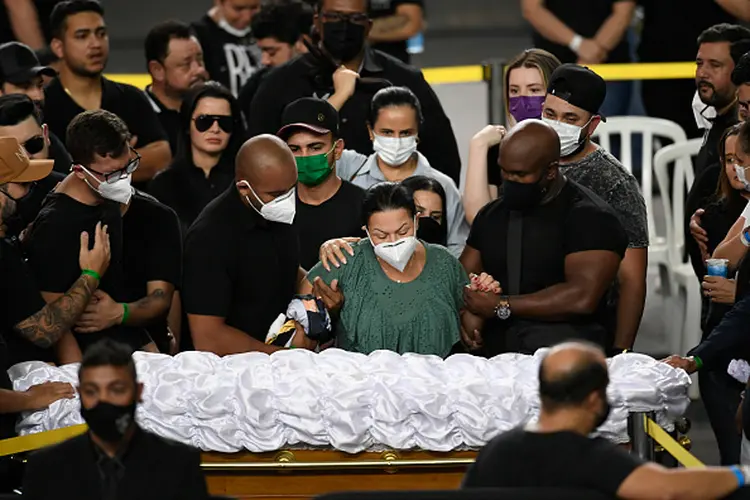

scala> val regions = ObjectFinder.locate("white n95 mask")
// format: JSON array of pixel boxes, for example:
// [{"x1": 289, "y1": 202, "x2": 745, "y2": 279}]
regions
[
  {"x1": 542, "y1": 117, "x2": 590, "y2": 157},
  {"x1": 239, "y1": 180, "x2": 296, "y2": 225},
  {"x1": 367, "y1": 232, "x2": 418, "y2": 272},
  {"x1": 81, "y1": 166, "x2": 133, "y2": 205},
  {"x1": 373, "y1": 135, "x2": 418, "y2": 166},
  {"x1": 735, "y1": 164, "x2": 750, "y2": 191}
]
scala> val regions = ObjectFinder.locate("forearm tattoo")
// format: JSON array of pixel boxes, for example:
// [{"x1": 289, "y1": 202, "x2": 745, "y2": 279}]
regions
[{"x1": 14, "y1": 274, "x2": 97, "y2": 348}]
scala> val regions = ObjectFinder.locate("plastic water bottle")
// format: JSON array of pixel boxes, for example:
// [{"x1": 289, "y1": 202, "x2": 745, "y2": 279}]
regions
[{"x1": 407, "y1": 33, "x2": 424, "y2": 55}]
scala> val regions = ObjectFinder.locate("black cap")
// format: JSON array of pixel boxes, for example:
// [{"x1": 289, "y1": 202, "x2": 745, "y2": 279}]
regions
[
  {"x1": 277, "y1": 97, "x2": 340, "y2": 139},
  {"x1": 547, "y1": 64, "x2": 607, "y2": 121},
  {"x1": 0, "y1": 42, "x2": 57, "y2": 85}
]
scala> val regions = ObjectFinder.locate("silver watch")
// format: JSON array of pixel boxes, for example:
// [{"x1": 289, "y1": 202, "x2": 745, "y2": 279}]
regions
[{"x1": 494, "y1": 296, "x2": 511, "y2": 320}]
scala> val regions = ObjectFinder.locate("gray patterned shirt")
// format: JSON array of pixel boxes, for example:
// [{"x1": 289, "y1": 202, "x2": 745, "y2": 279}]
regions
[{"x1": 559, "y1": 148, "x2": 649, "y2": 248}]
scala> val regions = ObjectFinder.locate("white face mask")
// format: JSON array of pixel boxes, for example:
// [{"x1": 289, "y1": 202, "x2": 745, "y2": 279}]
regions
[
  {"x1": 692, "y1": 90, "x2": 716, "y2": 130},
  {"x1": 735, "y1": 164, "x2": 750, "y2": 191},
  {"x1": 239, "y1": 180, "x2": 296, "y2": 224},
  {"x1": 217, "y1": 17, "x2": 251, "y2": 38},
  {"x1": 373, "y1": 135, "x2": 418, "y2": 167},
  {"x1": 542, "y1": 117, "x2": 590, "y2": 157},
  {"x1": 367, "y1": 223, "x2": 418, "y2": 272},
  {"x1": 80, "y1": 166, "x2": 133, "y2": 205}
]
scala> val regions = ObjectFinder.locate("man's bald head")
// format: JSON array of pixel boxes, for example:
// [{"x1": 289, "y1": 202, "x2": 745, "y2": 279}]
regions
[
  {"x1": 499, "y1": 119, "x2": 560, "y2": 180},
  {"x1": 235, "y1": 134, "x2": 298, "y2": 207},
  {"x1": 538, "y1": 342, "x2": 609, "y2": 413}
]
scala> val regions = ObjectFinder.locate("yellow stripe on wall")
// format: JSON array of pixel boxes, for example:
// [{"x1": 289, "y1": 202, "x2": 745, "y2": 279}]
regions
[{"x1": 104, "y1": 61, "x2": 695, "y2": 89}]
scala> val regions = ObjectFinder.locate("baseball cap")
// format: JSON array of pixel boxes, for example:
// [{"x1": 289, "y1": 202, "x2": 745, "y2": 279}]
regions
[
  {"x1": 0, "y1": 42, "x2": 57, "y2": 85},
  {"x1": 277, "y1": 97, "x2": 340, "y2": 139},
  {"x1": 547, "y1": 64, "x2": 607, "y2": 121},
  {"x1": 0, "y1": 136, "x2": 54, "y2": 184}
]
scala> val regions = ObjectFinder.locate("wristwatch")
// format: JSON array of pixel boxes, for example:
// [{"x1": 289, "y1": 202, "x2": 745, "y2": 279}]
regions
[{"x1": 494, "y1": 296, "x2": 511, "y2": 320}]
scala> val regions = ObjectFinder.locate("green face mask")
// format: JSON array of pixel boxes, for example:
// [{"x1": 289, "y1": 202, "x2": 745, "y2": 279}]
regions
[{"x1": 295, "y1": 143, "x2": 337, "y2": 186}]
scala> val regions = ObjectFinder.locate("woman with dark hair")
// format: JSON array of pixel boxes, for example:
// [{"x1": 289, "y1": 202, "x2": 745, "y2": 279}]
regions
[
  {"x1": 401, "y1": 175, "x2": 448, "y2": 247},
  {"x1": 301, "y1": 182, "x2": 470, "y2": 356},
  {"x1": 335, "y1": 86, "x2": 469, "y2": 258},
  {"x1": 148, "y1": 81, "x2": 244, "y2": 230}
]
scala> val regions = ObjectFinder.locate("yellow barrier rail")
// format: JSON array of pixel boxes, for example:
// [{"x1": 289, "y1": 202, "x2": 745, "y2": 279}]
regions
[
  {"x1": 104, "y1": 61, "x2": 695, "y2": 89},
  {"x1": 645, "y1": 416, "x2": 704, "y2": 468},
  {"x1": 0, "y1": 423, "x2": 87, "y2": 457}
]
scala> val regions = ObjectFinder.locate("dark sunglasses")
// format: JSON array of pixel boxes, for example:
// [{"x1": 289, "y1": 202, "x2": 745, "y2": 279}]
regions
[
  {"x1": 85, "y1": 148, "x2": 141, "y2": 184},
  {"x1": 23, "y1": 136, "x2": 45, "y2": 155},
  {"x1": 193, "y1": 114, "x2": 234, "y2": 134}
]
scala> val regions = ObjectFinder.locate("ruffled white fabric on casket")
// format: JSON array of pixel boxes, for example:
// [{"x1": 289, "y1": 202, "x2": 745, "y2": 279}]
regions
[{"x1": 8, "y1": 349, "x2": 691, "y2": 453}]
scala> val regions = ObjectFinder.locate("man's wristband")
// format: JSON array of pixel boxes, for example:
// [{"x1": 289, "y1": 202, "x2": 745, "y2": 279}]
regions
[
  {"x1": 731, "y1": 465, "x2": 746, "y2": 487},
  {"x1": 120, "y1": 303, "x2": 129, "y2": 325},
  {"x1": 568, "y1": 34, "x2": 583, "y2": 53},
  {"x1": 81, "y1": 269, "x2": 101, "y2": 281},
  {"x1": 692, "y1": 356, "x2": 704, "y2": 371}
]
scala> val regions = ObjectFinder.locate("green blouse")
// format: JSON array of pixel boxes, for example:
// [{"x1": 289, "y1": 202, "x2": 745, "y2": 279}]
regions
[{"x1": 307, "y1": 240, "x2": 469, "y2": 357}]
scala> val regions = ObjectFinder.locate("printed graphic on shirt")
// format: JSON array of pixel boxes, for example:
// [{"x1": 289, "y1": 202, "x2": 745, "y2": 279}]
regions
[{"x1": 223, "y1": 44, "x2": 258, "y2": 96}]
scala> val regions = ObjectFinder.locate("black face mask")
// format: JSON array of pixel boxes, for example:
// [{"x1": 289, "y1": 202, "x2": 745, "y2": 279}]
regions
[
  {"x1": 417, "y1": 216, "x2": 446, "y2": 246},
  {"x1": 81, "y1": 401, "x2": 137, "y2": 443},
  {"x1": 322, "y1": 21, "x2": 366, "y2": 63},
  {"x1": 502, "y1": 177, "x2": 547, "y2": 211},
  {"x1": 3, "y1": 184, "x2": 38, "y2": 237},
  {"x1": 594, "y1": 391, "x2": 611, "y2": 430}
]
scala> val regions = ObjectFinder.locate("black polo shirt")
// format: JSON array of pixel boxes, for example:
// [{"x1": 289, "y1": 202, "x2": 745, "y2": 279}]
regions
[
  {"x1": 182, "y1": 186, "x2": 300, "y2": 343},
  {"x1": 148, "y1": 155, "x2": 235, "y2": 232},
  {"x1": 467, "y1": 179, "x2": 627, "y2": 354},
  {"x1": 190, "y1": 14, "x2": 260, "y2": 97},
  {"x1": 369, "y1": 0, "x2": 424, "y2": 63},
  {"x1": 49, "y1": 131, "x2": 73, "y2": 175},
  {"x1": 24, "y1": 192, "x2": 152, "y2": 353},
  {"x1": 43, "y1": 77, "x2": 168, "y2": 152},
  {"x1": 295, "y1": 181, "x2": 366, "y2": 270},
  {"x1": 532, "y1": 0, "x2": 633, "y2": 64},
  {"x1": 0, "y1": 237, "x2": 53, "y2": 366},
  {"x1": 246, "y1": 48, "x2": 462, "y2": 185},
  {"x1": 122, "y1": 191, "x2": 183, "y2": 347},
  {"x1": 144, "y1": 86, "x2": 183, "y2": 156}
]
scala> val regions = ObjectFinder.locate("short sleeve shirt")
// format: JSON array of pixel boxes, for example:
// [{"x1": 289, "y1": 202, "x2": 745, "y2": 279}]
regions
[
  {"x1": 368, "y1": 0, "x2": 424, "y2": 62},
  {"x1": 294, "y1": 181, "x2": 366, "y2": 270},
  {"x1": 462, "y1": 427, "x2": 643, "y2": 496},
  {"x1": 0, "y1": 237, "x2": 54, "y2": 365},
  {"x1": 182, "y1": 187, "x2": 299, "y2": 342},
  {"x1": 43, "y1": 77, "x2": 167, "y2": 152},
  {"x1": 23, "y1": 193, "x2": 151, "y2": 352},
  {"x1": 559, "y1": 149, "x2": 649, "y2": 248}
]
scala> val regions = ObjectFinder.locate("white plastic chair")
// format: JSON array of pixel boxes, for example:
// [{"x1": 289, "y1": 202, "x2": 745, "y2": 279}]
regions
[
  {"x1": 592, "y1": 117, "x2": 689, "y2": 295},
  {"x1": 653, "y1": 139, "x2": 703, "y2": 397}
]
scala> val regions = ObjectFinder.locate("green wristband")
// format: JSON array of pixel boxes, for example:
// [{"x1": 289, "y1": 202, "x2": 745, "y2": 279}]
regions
[
  {"x1": 81, "y1": 269, "x2": 101, "y2": 281},
  {"x1": 693, "y1": 356, "x2": 703, "y2": 371},
  {"x1": 120, "y1": 303, "x2": 129, "y2": 325}
]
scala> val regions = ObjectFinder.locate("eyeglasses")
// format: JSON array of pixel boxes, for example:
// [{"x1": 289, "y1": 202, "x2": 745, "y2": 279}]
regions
[
  {"x1": 193, "y1": 114, "x2": 234, "y2": 134},
  {"x1": 320, "y1": 11, "x2": 370, "y2": 25},
  {"x1": 22, "y1": 136, "x2": 45, "y2": 155},
  {"x1": 84, "y1": 148, "x2": 141, "y2": 184}
]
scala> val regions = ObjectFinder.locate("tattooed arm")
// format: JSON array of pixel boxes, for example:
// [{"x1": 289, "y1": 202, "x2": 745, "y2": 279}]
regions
[
  {"x1": 13, "y1": 274, "x2": 99, "y2": 348},
  {"x1": 369, "y1": 4, "x2": 423, "y2": 43},
  {"x1": 75, "y1": 281, "x2": 176, "y2": 332}
]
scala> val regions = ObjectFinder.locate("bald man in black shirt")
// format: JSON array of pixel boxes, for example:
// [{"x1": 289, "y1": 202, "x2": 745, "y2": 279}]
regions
[{"x1": 464, "y1": 341, "x2": 750, "y2": 499}]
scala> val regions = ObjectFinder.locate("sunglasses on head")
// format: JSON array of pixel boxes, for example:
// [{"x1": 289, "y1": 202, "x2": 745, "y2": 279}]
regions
[
  {"x1": 23, "y1": 136, "x2": 45, "y2": 156},
  {"x1": 193, "y1": 114, "x2": 234, "y2": 134}
]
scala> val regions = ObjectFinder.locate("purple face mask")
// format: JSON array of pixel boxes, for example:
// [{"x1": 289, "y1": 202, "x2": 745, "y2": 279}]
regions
[{"x1": 509, "y1": 95, "x2": 546, "y2": 123}]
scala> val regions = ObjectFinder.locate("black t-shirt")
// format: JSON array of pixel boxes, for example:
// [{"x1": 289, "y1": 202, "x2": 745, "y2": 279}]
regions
[
  {"x1": 148, "y1": 156, "x2": 235, "y2": 233},
  {"x1": 638, "y1": 0, "x2": 736, "y2": 62},
  {"x1": 24, "y1": 192, "x2": 151, "y2": 352},
  {"x1": 696, "y1": 109, "x2": 738, "y2": 179},
  {"x1": 144, "y1": 87, "x2": 183, "y2": 157},
  {"x1": 122, "y1": 191, "x2": 183, "y2": 345},
  {"x1": 10, "y1": 171, "x2": 64, "y2": 238},
  {"x1": 462, "y1": 427, "x2": 643, "y2": 496},
  {"x1": 247, "y1": 50, "x2": 461, "y2": 185},
  {"x1": 368, "y1": 0, "x2": 424, "y2": 63},
  {"x1": 43, "y1": 77, "x2": 168, "y2": 154},
  {"x1": 0, "y1": 237, "x2": 53, "y2": 366},
  {"x1": 0, "y1": 0, "x2": 62, "y2": 45},
  {"x1": 295, "y1": 181, "x2": 366, "y2": 270},
  {"x1": 49, "y1": 132, "x2": 73, "y2": 175},
  {"x1": 191, "y1": 14, "x2": 260, "y2": 97},
  {"x1": 182, "y1": 186, "x2": 300, "y2": 343},
  {"x1": 532, "y1": 0, "x2": 633, "y2": 64},
  {"x1": 467, "y1": 180, "x2": 627, "y2": 353},
  {"x1": 237, "y1": 66, "x2": 270, "y2": 129}
]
